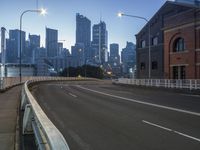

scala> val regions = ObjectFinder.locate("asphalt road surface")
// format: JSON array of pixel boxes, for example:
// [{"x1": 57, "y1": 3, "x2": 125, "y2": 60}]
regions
[{"x1": 32, "y1": 80, "x2": 200, "y2": 150}]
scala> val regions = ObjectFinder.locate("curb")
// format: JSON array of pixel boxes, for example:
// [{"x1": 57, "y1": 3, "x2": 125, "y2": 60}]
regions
[{"x1": 14, "y1": 87, "x2": 21, "y2": 150}]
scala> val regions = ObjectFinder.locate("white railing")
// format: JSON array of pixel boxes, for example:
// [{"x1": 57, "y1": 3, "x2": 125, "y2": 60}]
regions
[{"x1": 113, "y1": 78, "x2": 200, "y2": 90}]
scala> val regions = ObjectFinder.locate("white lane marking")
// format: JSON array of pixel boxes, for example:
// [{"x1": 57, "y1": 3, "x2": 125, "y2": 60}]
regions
[
  {"x1": 174, "y1": 131, "x2": 200, "y2": 142},
  {"x1": 69, "y1": 93, "x2": 77, "y2": 98},
  {"x1": 142, "y1": 120, "x2": 172, "y2": 132},
  {"x1": 142, "y1": 120, "x2": 200, "y2": 142},
  {"x1": 77, "y1": 85, "x2": 200, "y2": 117}
]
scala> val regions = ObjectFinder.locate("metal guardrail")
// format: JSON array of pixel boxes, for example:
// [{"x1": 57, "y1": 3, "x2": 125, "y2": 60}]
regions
[
  {"x1": 20, "y1": 76, "x2": 98, "y2": 149},
  {"x1": 113, "y1": 78, "x2": 200, "y2": 90},
  {"x1": 0, "y1": 76, "x2": 98, "y2": 149},
  {"x1": 21, "y1": 79, "x2": 70, "y2": 149}
]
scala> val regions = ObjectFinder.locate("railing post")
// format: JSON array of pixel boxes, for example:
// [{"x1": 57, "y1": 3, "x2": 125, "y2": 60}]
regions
[
  {"x1": 189, "y1": 80, "x2": 192, "y2": 90},
  {"x1": 23, "y1": 104, "x2": 33, "y2": 134}
]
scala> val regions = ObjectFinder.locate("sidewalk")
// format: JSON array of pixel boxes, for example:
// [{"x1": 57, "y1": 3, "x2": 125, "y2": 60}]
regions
[{"x1": 0, "y1": 86, "x2": 21, "y2": 150}]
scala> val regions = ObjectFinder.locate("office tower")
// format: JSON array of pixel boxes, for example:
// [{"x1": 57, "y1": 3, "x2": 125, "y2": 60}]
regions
[
  {"x1": 121, "y1": 42, "x2": 136, "y2": 75},
  {"x1": 76, "y1": 13, "x2": 91, "y2": 47},
  {"x1": 71, "y1": 43, "x2": 84, "y2": 67},
  {"x1": 29, "y1": 34, "x2": 40, "y2": 48},
  {"x1": 6, "y1": 29, "x2": 25, "y2": 63},
  {"x1": 92, "y1": 21, "x2": 108, "y2": 64},
  {"x1": 1, "y1": 27, "x2": 6, "y2": 64},
  {"x1": 46, "y1": 27, "x2": 58, "y2": 57},
  {"x1": 58, "y1": 42, "x2": 63, "y2": 57},
  {"x1": 109, "y1": 43, "x2": 120, "y2": 66}
]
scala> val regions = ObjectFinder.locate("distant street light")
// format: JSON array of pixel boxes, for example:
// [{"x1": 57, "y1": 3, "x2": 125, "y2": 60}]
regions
[
  {"x1": 118, "y1": 12, "x2": 151, "y2": 79},
  {"x1": 19, "y1": 8, "x2": 47, "y2": 83}
]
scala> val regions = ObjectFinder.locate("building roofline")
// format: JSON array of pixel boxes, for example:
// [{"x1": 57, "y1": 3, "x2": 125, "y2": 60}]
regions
[{"x1": 135, "y1": 1, "x2": 199, "y2": 37}]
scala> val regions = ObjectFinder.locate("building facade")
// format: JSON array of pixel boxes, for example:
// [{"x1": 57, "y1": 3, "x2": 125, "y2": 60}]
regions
[
  {"x1": 121, "y1": 42, "x2": 136, "y2": 76},
  {"x1": 76, "y1": 13, "x2": 91, "y2": 47},
  {"x1": 6, "y1": 29, "x2": 25, "y2": 63},
  {"x1": 164, "y1": 6, "x2": 200, "y2": 79},
  {"x1": 92, "y1": 21, "x2": 108, "y2": 64},
  {"x1": 136, "y1": 1, "x2": 193, "y2": 79},
  {"x1": 46, "y1": 27, "x2": 58, "y2": 57},
  {"x1": 109, "y1": 43, "x2": 121, "y2": 77}
]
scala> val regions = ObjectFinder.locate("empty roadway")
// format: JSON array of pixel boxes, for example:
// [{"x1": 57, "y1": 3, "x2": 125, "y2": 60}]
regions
[{"x1": 31, "y1": 81, "x2": 200, "y2": 150}]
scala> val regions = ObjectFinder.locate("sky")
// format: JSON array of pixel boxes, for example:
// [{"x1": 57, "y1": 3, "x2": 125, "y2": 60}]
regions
[{"x1": 0, "y1": 0, "x2": 169, "y2": 52}]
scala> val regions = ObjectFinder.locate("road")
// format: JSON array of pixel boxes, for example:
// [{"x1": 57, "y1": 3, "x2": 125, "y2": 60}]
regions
[{"x1": 32, "y1": 80, "x2": 200, "y2": 150}]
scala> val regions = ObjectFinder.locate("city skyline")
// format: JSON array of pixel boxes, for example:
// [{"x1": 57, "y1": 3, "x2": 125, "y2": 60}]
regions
[{"x1": 1, "y1": 0, "x2": 167, "y2": 52}]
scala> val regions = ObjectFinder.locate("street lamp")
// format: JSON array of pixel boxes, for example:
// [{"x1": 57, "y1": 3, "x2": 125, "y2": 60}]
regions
[
  {"x1": 19, "y1": 8, "x2": 47, "y2": 83},
  {"x1": 118, "y1": 12, "x2": 151, "y2": 79}
]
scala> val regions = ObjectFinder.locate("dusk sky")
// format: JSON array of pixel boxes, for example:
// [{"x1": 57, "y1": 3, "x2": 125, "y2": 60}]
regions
[{"x1": 1, "y1": 0, "x2": 169, "y2": 52}]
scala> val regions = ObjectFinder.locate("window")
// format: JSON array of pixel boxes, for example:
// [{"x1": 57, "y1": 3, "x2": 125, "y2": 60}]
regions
[
  {"x1": 152, "y1": 37, "x2": 158, "y2": 46},
  {"x1": 152, "y1": 61, "x2": 158, "y2": 70},
  {"x1": 140, "y1": 62, "x2": 145, "y2": 70},
  {"x1": 173, "y1": 66, "x2": 186, "y2": 79},
  {"x1": 141, "y1": 40, "x2": 146, "y2": 48},
  {"x1": 173, "y1": 38, "x2": 185, "y2": 52}
]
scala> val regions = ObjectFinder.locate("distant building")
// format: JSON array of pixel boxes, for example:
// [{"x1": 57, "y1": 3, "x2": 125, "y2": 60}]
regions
[
  {"x1": 164, "y1": 4, "x2": 200, "y2": 79},
  {"x1": 6, "y1": 29, "x2": 25, "y2": 63},
  {"x1": 109, "y1": 43, "x2": 121, "y2": 77},
  {"x1": 1, "y1": 27, "x2": 6, "y2": 65},
  {"x1": 76, "y1": 13, "x2": 91, "y2": 63},
  {"x1": 57, "y1": 42, "x2": 64, "y2": 57},
  {"x1": 71, "y1": 43, "x2": 85, "y2": 67},
  {"x1": 46, "y1": 27, "x2": 58, "y2": 57},
  {"x1": 110, "y1": 43, "x2": 120, "y2": 66},
  {"x1": 92, "y1": 21, "x2": 108, "y2": 64},
  {"x1": 26, "y1": 34, "x2": 40, "y2": 63},
  {"x1": 33, "y1": 47, "x2": 50, "y2": 76},
  {"x1": 76, "y1": 13, "x2": 91, "y2": 47},
  {"x1": 121, "y1": 42, "x2": 136, "y2": 76}
]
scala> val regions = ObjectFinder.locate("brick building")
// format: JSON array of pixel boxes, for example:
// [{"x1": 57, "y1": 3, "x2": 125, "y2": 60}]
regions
[
  {"x1": 136, "y1": 1, "x2": 199, "y2": 79},
  {"x1": 164, "y1": 6, "x2": 200, "y2": 79}
]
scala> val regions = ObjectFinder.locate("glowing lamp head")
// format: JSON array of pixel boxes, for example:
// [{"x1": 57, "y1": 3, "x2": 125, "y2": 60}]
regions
[
  {"x1": 117, "y1": 12, "x2": 123, "y2": 18},
  {"x1": 40, "y1": 8, "x2": 47, "y2": 16}
]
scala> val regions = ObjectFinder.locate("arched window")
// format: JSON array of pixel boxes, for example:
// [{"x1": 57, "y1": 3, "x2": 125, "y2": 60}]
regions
[{"x1": 173, "y1": 37, "x2": 185, "y2": 52}]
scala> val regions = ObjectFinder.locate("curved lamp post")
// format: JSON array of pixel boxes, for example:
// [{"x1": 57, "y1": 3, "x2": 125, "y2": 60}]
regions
[
  {"x1": 118, "y1": 12, "x2": 151, "y2": 79},
  {"x1": 19, "y1": 8, "x2": 47, "y2": 83}
]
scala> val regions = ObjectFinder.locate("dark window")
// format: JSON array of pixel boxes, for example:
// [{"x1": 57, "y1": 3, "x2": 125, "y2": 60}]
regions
[
  {"x1": 140, "y1": 62, "x2": 145, "y2": 70},
  {"x1": 173, "y1": 66, "x2": 186, "y2": 79},
  {"x1": 173, "y1": 38, "x2": 185, "y2": 52},
  {"x1": 152, "y1": 61, "x2": 158, "y2": 70},
  {"x1": 152, "y1": 37, "x2": 158, "y2": 46}
]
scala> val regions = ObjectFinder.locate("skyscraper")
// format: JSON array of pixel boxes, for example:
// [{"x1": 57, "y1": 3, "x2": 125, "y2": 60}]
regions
[
  {"x1": 121, "y1": 42, "x2": 136, "y2": 75},
  {"x1": 46, "y1": 27, "x2": 58, "y2": 57},
  {"x1": 26, "y1": 34, "x2": 40, "y2": 63},
  {"x1": 109, "y1": 43, "x2": 120, "y2": 67},
  {"x1": 6, "y1": 29, "x2": 25, "y2": 63},
  {"x1": 29, "y1": 34, "x2": 40, "y2": 48},
  {"x1": 76, "y1": 13, "x2": 91, "y2": 47},
  {"x1": 92, "y1": 21, "x2": 108, "y2": 64}
]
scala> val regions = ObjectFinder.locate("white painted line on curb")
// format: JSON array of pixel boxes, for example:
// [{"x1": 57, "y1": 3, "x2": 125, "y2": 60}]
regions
[
  {"x1": 69, "y1": 93, "x2": 77, "y2": 98},
  {"x1": 142, "y1": 120, "x2": 200, "y2": 142},
  {"x1": 77, "y1": 85, "x2": 200, "y2": 117}
]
